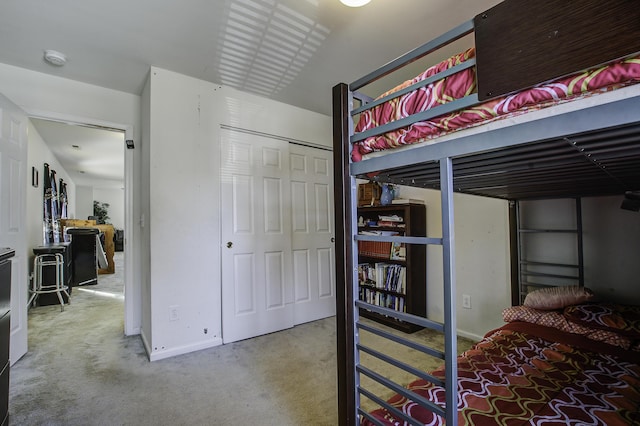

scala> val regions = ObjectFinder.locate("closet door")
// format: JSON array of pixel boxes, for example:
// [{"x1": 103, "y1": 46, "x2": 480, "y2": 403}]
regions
[
  {"x1": 290, "y1": 144, "x2": 335, "y2": 324},
  {"x1": 0, "y1": 94, "x2": 28, "y2": 364},
  {"x1": 220, "y1": 129, "x2": 293, "y2": 344}
]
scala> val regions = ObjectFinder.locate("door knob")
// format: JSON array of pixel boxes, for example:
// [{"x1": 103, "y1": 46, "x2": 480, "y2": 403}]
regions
[
  {"x1": 227, "y1": 241, "x2": 233, "y2": 248},
  {"x1": 331, "y1": 237, "x2": 335, "y2": 243}
]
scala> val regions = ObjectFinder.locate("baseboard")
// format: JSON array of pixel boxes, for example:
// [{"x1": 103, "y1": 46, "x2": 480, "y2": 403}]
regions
[
  {"x1": 148, "y1": 337, "x2": 223, "y2": 362},
  {"x1": 457, "y1": 329, "x2": 484, "y2": 343},
  {"x1": 125, "y1": 326, "x2": 141, "y2": 336}
]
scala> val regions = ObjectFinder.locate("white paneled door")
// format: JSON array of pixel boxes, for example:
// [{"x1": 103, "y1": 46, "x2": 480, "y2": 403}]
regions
[
  {"x1": 290, "y1": 144, "x2": 335, "y2": 324},
  {"x1": 0, "y1": 94, "x2": 28, "y2": 364},
  {"x1": 221, "y1": 129, "x2": 294, "y2": 344}
]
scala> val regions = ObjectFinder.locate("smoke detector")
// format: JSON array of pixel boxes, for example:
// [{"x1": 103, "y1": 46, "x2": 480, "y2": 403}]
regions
[{"x1": 44, "y1": 50, "x2": 67, "y2": 66}]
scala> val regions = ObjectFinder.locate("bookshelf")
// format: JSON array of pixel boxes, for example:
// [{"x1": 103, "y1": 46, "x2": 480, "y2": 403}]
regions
[{"x1": 357, "y1": 203, "x2": 426, "y2": 333}]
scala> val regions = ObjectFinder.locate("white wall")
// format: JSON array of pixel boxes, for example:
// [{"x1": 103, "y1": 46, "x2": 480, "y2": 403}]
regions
[
  {"x1": 583, "y1": 196, "x2": 640, "y2": 305},
  {"x1": 75, "y1": 186, "x2": 94, "y2": 221},
  {"x1": 26, "y1": 122, "x2": 77, "y2": 257},
  {"x1": 522, "y1": 197, "x2": 640, "y2": 305},
  {"x1": 146, "y1": 67, "x2": 332, "y2": 360},
  {"x1": 93, "y1": 188, "x2": 125, "y2": 229},
  {"x1": 383, "y1": 189, "x2": 640, "y2": 340},
  {"x1": 0, "y1": 62, "x2": 143, "y2": 336},
  {"x1": 391, "y1": 185, "x2": 511, "y2": 341}
]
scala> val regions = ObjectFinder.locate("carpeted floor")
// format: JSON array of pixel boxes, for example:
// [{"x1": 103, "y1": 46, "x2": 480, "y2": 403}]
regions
[
  {"x1": 10, "y1": 252, "x2": 342, "y2": 425},
  {"x1": 9, "y1": 252, "x2": 475, "y2": 425}
]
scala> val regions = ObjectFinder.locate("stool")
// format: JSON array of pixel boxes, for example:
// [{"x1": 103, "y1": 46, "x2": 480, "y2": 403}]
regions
[{"x1": 28, "y1": 253, "x2": 71, "y2": 311}]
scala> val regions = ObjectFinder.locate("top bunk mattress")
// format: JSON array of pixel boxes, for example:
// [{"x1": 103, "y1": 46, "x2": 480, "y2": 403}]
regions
[{"x1": 351, "y1": 49, "x2": 640, "y2": 162}]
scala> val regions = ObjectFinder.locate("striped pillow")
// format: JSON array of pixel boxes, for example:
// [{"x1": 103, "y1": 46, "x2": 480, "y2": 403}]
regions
[{"x1": 523, "y1": 286, "x2": 594, "y2": 310}]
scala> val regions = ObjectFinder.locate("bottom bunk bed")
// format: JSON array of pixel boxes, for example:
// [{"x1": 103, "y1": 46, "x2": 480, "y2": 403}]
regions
[{"x1": 361, "y1": 297, "x2": 640, "y2": 426}]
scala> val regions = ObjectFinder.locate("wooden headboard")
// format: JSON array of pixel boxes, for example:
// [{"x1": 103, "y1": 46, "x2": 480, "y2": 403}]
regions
[{"x1": 474, "y1": 0, "x2": 640, "y2": 101}]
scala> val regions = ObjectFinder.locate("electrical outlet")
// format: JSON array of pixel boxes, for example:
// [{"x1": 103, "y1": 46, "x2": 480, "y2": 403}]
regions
[
  {"x1": 169, "y1": 305, "x2": 179, "y2": 321},
  {"x1": 462, "y1": 294, "x2": 471, "y2": 309}
]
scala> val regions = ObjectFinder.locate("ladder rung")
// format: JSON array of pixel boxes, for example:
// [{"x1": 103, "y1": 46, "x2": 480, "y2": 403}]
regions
[
  {"x1": 518, "y1": 228, "x2": 578, "y2": 233},
  {"x1": 520, "y1": 271, "x2": 579, "y2": 280},
  {"x1": 520, "y1": 260, "x2": 579, "y2": 268},
  {"x1": 520, "y1": 282, "x2": 572, "y2": 289}
]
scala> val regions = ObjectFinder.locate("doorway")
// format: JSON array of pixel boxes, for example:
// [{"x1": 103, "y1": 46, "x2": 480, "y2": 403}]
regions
[{"x1": 25, "y1": 115, "x2": 136, "y2": 337}]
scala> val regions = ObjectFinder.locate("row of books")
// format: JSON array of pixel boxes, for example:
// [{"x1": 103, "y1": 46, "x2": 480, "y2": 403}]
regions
[
  {"x1": 358, "y1": 263, "x2": 406, "y2": 293},
  {"x1": 358, "y1": 240, "x2": 406, "y2": 261},
  {"x1": 359, "y1": 287, "x2": 406, "y2": 312},
  {"x1": 376, "y1": 220, "x2": 406, "y2": 228},
  {"x1": 358, "y1": 240, "x2": 392, "y2": 260}
]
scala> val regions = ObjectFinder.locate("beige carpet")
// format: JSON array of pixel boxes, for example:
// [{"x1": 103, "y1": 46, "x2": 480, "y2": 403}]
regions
[
  {"x1": 9, "y1": 252, "x2": 475, "y2": 425},
  {"x1": 10, "y1": 253, "x2": 336, "y2": 425}
]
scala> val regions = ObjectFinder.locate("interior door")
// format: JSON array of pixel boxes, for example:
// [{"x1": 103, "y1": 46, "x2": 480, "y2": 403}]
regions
[
  {"x1": 290, "y1": 144, "x2": 335, "y2": 324},
  {"x1": 0, "y1": 94, "x2": 28, "y2": 364},
  {"x1": 220, "y1": 129, "x2": 293, "y2": 343}
]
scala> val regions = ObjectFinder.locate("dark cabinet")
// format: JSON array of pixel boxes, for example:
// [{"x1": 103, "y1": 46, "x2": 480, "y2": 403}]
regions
[
  {"x1": 67, "y1": 228, "x2": 98, "y2": 286},
  {"x1": 357, "y1": 203, "x2": 426, "y2": 333},
  {"x1": 32, "y1": 242, "x2": 72, "y2": 305},
  {"x1": 0, "y1": 248, "x2": 14, "y2": 426}
]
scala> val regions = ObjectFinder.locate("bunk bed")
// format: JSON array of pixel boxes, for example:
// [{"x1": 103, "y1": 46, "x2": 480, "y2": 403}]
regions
[{"x1": 332, "y1": 0, "x2": 640, "y2": 425}]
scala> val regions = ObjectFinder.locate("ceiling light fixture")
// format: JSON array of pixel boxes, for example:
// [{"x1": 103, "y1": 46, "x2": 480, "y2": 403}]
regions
[
  {"x1": 339, "y1": 0, "x2": 371, "y2": 7},
  {"x1": 43, "y1": 49, "x2": 67, "y2": 66}
]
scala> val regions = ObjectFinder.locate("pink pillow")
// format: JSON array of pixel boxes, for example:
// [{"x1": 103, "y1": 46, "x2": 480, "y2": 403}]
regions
[{"x1": 523, "y1": 286, "x2": 594, "y2": 310}]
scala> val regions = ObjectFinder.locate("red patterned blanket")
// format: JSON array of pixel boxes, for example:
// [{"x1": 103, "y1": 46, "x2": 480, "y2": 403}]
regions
[
  {"x1": 352, "y1": 51, "x2": 640, "y2": 162},
  {"x1": 362, "y1": 322, "x2": 640, "y2": 425}
]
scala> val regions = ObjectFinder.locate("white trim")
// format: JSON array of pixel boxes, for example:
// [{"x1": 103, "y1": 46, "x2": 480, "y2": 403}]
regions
[
  {"x1": 456, "y1": 330, "x2": 484, "y2": 343},
  {"x1": 24, "y1": 109, "x2": 128, "y2": 133},
  {"x1": 123, "y1": 125, "x2": 137, "y2": 336},
  {"x1": 148, "y1": 338, "x2": 223, "y2": 362},
  {"x1": 22, "y1": 109, "x2": 140, "y2": 337},
  {"x1": 219, "y1": 124, "x2": 332, "y2": 151}
]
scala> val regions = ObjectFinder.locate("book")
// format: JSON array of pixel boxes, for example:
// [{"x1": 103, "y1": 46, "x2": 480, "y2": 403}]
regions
[
  {"x1": 390, "y1": 242, "x2": 406, "y2": 261},
  {"x1": 378, "y1": 214, "x2": 403, "y2": 222},
  {"x1": 391, "y1": 198, "x2": 425, "y2": 205}
]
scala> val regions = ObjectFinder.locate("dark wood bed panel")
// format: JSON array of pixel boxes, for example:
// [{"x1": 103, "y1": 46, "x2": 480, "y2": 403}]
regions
[{"x1": 475, "y1": 0, "x2": 640, "y2": 100}]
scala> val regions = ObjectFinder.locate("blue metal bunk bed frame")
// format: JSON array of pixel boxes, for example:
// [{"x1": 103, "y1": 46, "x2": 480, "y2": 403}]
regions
[{"x1": 332, "y1": 1, "x2": 640, "y2": 424}]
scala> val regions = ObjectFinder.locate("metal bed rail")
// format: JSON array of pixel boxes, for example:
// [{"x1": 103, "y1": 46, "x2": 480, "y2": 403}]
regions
[{"x1": 349, "y1": 19, "x2": 478, "y2": 145}]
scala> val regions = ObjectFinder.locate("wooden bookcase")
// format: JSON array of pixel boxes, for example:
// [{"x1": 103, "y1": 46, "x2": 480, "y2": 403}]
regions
[{"x1": 357, "y1": 203, "x2": 426, "y2": 333}]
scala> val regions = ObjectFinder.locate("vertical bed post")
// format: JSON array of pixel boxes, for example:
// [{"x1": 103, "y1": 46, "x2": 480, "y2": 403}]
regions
[
  {"x1": 440, "y1": 157, "x2": 458, "y2": 425},
  {"x1": 509, "y1": 201, "x2": 521, "y2": 306},
  {"x1": 575, "y1": 198, "x2": 585, "y2": 288},
  {"x1": 332, "y1": 83, "x2": 357, "y2": 425}
]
